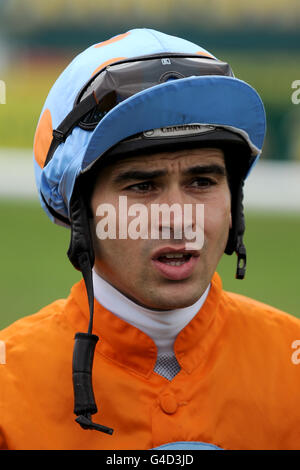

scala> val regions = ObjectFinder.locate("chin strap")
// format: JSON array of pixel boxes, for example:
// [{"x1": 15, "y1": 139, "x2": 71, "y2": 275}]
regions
[
  {"x1": 234, "y1": 180, "x2": 247, "y2": 280},
  {"x1": 225, "y1": 177, "x2": 247, "y2": 280},
  {"x1": 235, "y1": 236, "x2": 246, "y2": 280},
  {"x1": 67, "y1": 185, "x2": 114, "y2": 435}
]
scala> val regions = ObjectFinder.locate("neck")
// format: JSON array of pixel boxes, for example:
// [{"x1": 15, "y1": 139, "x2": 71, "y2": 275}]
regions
[{"x1": 92, "y1": 270, "x2": 210, "y2": 355}]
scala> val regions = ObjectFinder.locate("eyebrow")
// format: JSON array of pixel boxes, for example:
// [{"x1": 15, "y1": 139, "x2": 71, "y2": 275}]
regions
[
  {"x1": 183, "y1": 164, "x2": 226, "y2": 177},
  {"x1": 112, "y1": 169, "x2": 166, "y2": 184},
  {"x1": 112, "y1": 164, "x2": 226, "y2": 184}
]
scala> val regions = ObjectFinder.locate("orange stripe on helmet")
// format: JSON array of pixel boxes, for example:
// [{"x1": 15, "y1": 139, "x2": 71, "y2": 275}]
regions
[
  {"x1": 91, "y1": 57, "x2": 127, "y2": 77},
  {"x1": 94, "y1": 32, "x2": 130, "y2": 49},
  {"x1": 196, "y1": 50, "x2": 214, "y2": 58},
  {"x1": 34, "y1": 108, "x2": 53, "y2": 169}
]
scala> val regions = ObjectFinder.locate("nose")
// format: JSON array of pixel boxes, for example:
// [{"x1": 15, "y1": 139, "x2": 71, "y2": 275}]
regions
[
  {"x1": 150, "y1": 185, "x2": 197, "y2": 242},
  {"x1": 161, "y1": 182, "x2": 186, "y2": 207}
]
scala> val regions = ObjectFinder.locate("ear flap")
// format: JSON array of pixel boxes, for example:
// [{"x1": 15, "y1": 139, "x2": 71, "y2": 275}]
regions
[
  {"x1": 225, "y1": 179, "x2": 245, "y2": 255},
  {"x1": 67, "y1": 182, "x2": 95, "y2": 271}
]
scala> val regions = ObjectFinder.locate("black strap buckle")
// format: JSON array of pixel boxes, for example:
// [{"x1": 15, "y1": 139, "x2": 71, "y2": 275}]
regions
[
  {"x1": 236, "y1": 241, "x2": 247, "y2": 280},
  {"x1": 75, "y1": 414, "x2": 114, "y2": 435}
]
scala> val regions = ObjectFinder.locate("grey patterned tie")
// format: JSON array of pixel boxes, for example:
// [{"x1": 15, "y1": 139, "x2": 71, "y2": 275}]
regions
[{"x1": 154, "y1": 353, "x2": 181, "y2": 380}]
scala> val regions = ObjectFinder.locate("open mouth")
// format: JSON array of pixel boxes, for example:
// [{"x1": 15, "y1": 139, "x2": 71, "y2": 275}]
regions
[
  {"x1": 156, "y1": 253, "x2": 192, "y2": 266},
  {"x1": 151, "y1": 248, "x2": 200, "y2": 281}
]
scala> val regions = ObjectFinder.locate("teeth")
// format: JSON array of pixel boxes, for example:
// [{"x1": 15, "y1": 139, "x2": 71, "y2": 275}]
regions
[
  {"x1": 157, "y1": 252, "x2": 192, "y2": 266},
  {"x1": 164, "y1": 253, "x2": 185, "y2": 258},
  {"x1": 165, "y1": 260, "x2": 185, "y2": 266}
]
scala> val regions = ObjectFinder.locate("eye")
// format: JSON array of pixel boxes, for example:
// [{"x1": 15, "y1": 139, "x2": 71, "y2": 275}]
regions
[
  {"x1": 126, "y1": 181, "x2": 155, "y2": 192},
  {"x1": 189, "y1": 177, "x2": 216, "y2": 188}
]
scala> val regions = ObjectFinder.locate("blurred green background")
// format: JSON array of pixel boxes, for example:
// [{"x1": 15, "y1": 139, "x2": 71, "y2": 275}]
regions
[{"x1": 0, "y1": 0, "x2": 299, "y2": 329}]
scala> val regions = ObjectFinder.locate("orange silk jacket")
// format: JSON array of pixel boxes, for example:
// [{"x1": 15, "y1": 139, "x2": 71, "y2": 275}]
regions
[{"x1": 1, "y1": 272, "x2": 300, "y2": 450}]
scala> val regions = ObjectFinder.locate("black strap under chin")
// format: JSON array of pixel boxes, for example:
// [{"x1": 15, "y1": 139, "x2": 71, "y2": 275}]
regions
[
  {"x1": 68, "y1": 184, "x2": 114, "y2": 435},
  {"x1": 225, "y1": 178, "x2": 247, "y2": 279}
]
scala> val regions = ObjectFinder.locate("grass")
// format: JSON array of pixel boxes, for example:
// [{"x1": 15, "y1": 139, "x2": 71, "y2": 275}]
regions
[
  {"x1": 0, "y1": 199, "x2": 299, "y2": 330},
  {"x1": 214, "y1": 50, "x2": 300, "y2": 106},
  {"x1": 0, "y1": 199, "x2": 81, "y2": 329},
  {"x1": 218, "y1": 211, "x2": 300, "y2": 317},
  {"x1": 0, "y1": 60, "x2": 68, "y2": 148}
]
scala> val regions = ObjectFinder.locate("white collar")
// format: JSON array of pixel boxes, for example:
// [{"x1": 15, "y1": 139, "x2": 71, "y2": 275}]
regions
[{"x1": 92, "y1": 269, "x2": 210, "y2": 355}]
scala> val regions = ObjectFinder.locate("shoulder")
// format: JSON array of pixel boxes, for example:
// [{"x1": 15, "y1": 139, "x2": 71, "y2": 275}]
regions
[
  {"x1": 0, "y1": 281, "x2": 87, "y2": 375},
  {"x1": 0, "y1": 297, "x2": 68, "y2": 345},
  {"x1": 0, "y1": 280, "x2": 87, "y2": 344},
  {"x1": 0, "y1": 286, "x2": 85, "y2": 449},
  {"x1": 219, "y1": 288, "x2": 300, "y2": 352},
  {"x1": 223, "y1": 289, "x2": 300, "y2": 327},
  {"x1": 0, "y1": 299, "x2": 71, "y2": 384}
]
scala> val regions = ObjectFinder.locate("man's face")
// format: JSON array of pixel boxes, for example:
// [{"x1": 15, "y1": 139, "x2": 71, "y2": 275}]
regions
[{"x1": 91, "y1": 147, "x2": 231, "y2": 310}]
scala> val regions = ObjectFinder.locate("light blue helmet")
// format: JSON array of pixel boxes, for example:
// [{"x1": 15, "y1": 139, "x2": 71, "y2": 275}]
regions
[{"x1": 34, "y1": 28, "x2": 265, "y2": 227}]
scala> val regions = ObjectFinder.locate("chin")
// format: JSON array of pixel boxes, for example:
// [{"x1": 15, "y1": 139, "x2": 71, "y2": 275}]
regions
[
  {"x1": 146, "y1": 285, "x2": 204, "y2": 311},
  {"x1": 151, "y1": 298, "x2": 200, "y2": 311}
]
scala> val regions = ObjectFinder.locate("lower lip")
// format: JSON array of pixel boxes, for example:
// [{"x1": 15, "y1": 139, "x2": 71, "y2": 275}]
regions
[{"x1": 151, "y1": 256, "x2": 199, "y2": 281}]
